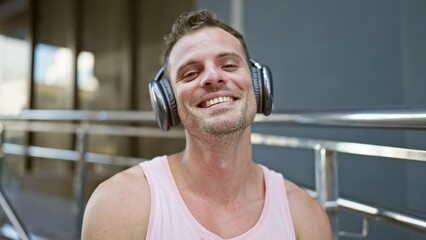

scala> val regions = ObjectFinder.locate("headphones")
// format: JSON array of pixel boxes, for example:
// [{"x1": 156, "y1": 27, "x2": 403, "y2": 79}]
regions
[{"x1": 149, "y1": 58, "x2": 274, "y2": 131}]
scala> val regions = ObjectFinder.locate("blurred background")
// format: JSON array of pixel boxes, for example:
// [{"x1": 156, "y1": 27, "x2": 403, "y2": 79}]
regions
[{"x1": 0, "y1": 0, "x2": 425, "y2": 239}]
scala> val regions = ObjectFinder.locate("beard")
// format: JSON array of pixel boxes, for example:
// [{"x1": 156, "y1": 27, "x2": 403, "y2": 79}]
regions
[
  {"x1": 200, "y1": 105, "x2": 254, "y2": 135},
  {"x1": 180, "y1": 90, "x2": 257, "y2": 137}
]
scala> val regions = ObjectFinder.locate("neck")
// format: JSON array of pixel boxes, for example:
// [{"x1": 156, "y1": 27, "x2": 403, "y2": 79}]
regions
[{"x1": 172, "y1": 127, "x2": 259, "y2": 204}]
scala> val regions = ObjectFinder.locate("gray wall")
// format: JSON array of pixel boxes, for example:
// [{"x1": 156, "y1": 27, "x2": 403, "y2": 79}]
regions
[{"x1": 198, "y1": 1, "x2": 426, "y2": 240}]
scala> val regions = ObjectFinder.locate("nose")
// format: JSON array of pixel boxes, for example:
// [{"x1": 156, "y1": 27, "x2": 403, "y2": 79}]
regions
[{"x1": 200, "y1": 65, "x2": 225, "y2": 87}]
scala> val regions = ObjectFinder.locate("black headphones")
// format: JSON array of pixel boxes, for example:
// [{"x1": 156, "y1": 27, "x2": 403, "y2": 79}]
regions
[{"x1": 149, "y1": 59, "x2": 274, "y2": 131}]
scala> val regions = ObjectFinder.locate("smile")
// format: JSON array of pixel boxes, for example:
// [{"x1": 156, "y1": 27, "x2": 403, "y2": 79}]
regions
[{"x1": 201, "y1": 96, "x2": 234, "y2": 108}]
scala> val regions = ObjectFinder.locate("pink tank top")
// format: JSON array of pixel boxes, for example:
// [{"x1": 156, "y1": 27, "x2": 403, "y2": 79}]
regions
[{"x1": 140, "y1": 156, "x2": 296, "y2": 240}]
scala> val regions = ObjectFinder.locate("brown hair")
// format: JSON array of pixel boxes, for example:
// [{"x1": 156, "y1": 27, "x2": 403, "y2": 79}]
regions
[{"x1": 163, "y1": 9, "x2": 250, "y2": 72}]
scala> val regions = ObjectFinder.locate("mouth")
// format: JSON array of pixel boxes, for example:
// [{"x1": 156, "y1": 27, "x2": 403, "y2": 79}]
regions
[{"x1": 198, "y1": 96, "x2": 236, "y2": 108}]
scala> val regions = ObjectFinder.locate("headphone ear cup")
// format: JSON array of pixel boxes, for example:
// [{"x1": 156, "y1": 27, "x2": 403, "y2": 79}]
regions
[
  {"x1": 259, "y1": 65, "x2": 274, "y2": 116},
  {"x1": 159, "y1": 79, "x2": 180, "y2": 127},
  {"x1": 149, "y1": 79, "x2": 180, "y2": 131},
  {"x1": 251, "y1": 66, "x2": 262, "y2": 113}
]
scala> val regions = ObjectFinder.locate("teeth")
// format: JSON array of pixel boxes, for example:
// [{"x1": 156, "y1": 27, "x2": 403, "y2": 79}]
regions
[{"x1": 205, "y1": 96, "x2": 232, "y2": 107}]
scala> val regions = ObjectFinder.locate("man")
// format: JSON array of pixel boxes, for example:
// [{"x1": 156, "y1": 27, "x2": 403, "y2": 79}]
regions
[{"x1": 82, "y1": 9, "x2": 332, "y2": 240}]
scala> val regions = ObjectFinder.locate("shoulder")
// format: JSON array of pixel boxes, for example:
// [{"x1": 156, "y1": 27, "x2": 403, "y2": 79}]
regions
[
  {"x1": 82, "y1": 164, "x2": 151, "y2": 240},
  {"x1": 284, "y1": 179, "x2": 332, "y2": 240}
]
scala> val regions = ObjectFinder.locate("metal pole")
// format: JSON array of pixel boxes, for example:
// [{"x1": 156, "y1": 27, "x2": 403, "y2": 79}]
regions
[
  {"x1": 74, "y1": 124, "x2": 89, "y2": 239},
  {"x1": 315, "y1": 146, "x2": 339, "y2": 240},
  {"x1": 230, "y1": 0, "x2": 244, "y2": 34},
  {"x1": 0, "y1": 124, "x2": 31, "y2": 240}
]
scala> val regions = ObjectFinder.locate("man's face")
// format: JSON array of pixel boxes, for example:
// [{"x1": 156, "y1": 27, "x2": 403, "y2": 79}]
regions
[{"x1": 167, "y1": 26, "x2": 257, "y2": 136}]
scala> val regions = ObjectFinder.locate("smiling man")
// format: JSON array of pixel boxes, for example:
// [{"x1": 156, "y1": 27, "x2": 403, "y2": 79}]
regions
[{"x1": 82, "y1": 9, "x2": 332, "y2": 240}]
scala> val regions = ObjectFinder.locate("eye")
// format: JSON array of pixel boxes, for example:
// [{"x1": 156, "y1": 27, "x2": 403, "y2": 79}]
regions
[
  {"x1": 181, "y1": 70, "x2": 199, "y2": 81},
  {"x1": 222, "y1": 64, "x2": 238, "y2": 71}
]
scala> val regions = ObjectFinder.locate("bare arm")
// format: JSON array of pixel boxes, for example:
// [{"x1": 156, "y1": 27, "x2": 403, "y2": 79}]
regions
[
  {"x1": 285, "y1": 180, "x2": 332, "y2": 240},
  {"x1": 82, "y1": 166, "x2": 151, "y2": 240}
]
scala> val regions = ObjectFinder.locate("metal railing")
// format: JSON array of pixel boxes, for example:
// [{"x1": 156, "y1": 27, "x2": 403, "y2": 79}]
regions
[
  {"x1": 254, "y1": 106, "x2": 426, "y2": 129},
  {"x1": 254, "y1": 107, "x2": 426, "y2": 238},
  {"x1": 0, "y1": 108, "x2": 426, "y2": 239}
]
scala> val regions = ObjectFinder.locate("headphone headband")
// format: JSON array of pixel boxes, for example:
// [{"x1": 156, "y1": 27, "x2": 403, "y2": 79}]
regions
[{"x1": 153, "y1": 66, "x2": 166, "y2": 82}]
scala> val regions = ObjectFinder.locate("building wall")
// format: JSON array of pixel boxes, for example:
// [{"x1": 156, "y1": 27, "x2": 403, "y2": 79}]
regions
[{"x1": 197, "y1": 1, "x2": 426, "y2": 240}]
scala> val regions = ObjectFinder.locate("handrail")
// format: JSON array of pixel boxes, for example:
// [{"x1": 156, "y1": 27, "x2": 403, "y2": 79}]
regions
[
  {"x1": 1, "y1": 107, "x2": 426, "y2": 129},
  {"x1": 1, "y1": 121, "x2": 186, "y2": 138},
  {"x1": 304, "y1": 189, "x2": 426, "y2": 235},
  {"x1": 0, "y1": 110, "x2": 156, "y2": 122},
  {"x1": 250, "y1": 133, "x2": 426, "y2": 163},
  {"x1": 337, "y1": 198, "x2": 426, "y2": 234},
  {"x1": 255, "y1": 106, "x2": 426, "y2": 129}
]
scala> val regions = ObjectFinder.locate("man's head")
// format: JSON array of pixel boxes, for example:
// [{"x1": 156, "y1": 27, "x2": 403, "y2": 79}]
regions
[
  {"x1": 163, "y1": 9, "x2": 250, "y2": 75},
  {"x1": 158, "y1": 10, "x2": 256, "y2": 137},
  {"x1": 149, "y1": 9, "x2": 273, "y2": 133}
]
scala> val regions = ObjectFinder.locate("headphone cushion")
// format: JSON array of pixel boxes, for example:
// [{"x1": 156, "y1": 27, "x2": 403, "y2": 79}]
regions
[
  {"x1": 251, "y1": 66, "x2": 262, "y2": 113},
  {"x1": 259, "y1": 65, "x2": 273, "y2": 116},
  {"x1": 158, "y1": 80, "x2": 180, "y2": 127}
]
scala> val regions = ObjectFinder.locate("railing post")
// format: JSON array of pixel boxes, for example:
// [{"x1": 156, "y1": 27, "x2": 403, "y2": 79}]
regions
[
  {"x1": 315, "y1": 146, "x2": 339, "y2": 240},
  {"x1": 74, "y1": 123, "x2": 89, "y2": 239}
]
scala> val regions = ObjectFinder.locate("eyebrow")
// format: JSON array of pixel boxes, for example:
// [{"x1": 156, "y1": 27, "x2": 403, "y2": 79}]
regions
[{"x1": 217, "y1": 52, "x2": 244, "y2": 61}]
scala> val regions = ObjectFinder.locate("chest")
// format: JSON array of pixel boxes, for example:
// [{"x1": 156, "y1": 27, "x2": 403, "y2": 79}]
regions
[{"x1": 182, "y1": 192, "x2": 265, "y2": 239}]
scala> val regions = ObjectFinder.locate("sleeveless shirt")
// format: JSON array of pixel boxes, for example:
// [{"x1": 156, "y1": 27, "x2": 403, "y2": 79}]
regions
[{"x1": 140, "y1": 156, "x2": 296, "y2": 240}]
